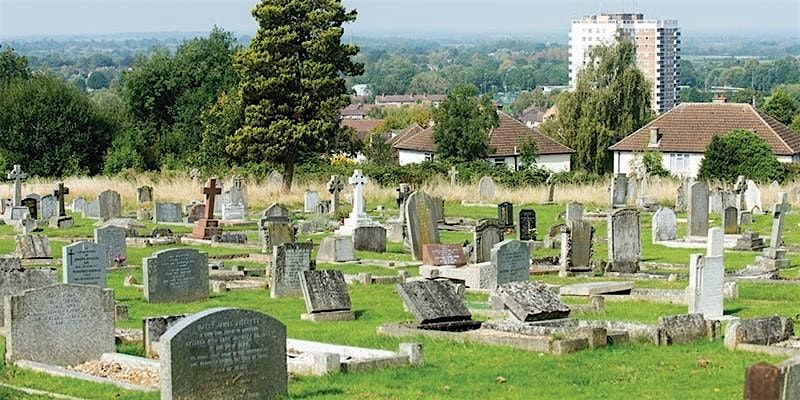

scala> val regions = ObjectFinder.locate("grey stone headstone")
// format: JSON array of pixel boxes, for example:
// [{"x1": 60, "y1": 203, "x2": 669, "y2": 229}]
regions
[
  {"x1": 565, "y1": 202, "x2": 583, "y2": 224},
  {"x1": 15, "y1": 234, "x2": 51, "y2": 259},
  {"x1": 729, "y1": 316, "x2": 794, "y2": 346},
  {"x1": 94, "y1": 224, "x2": 127, "y2": 266},
  {"x1": 5, "y1": 284, "x2": 115, "y2": 367},
  {"x1": 0, "y1": 266, "x2": 58, "y2": 328},
  {"x1": 62, "y1": 241, "x2": 109, "y2": 287},
  {"x1": 263, "y1": 203, "x2": 290, "y2": 221},
  {"x1": 154, "y1": 202, "x2": 183, "y2": 223},
  {"x1": 490, "y1": 240, "x2": 531, "y2": 287},
  {"x1": 687, "y1": 181, "x2": 709, "y2": 237},
  {"x1": 71, "y1": 197, "x2": 86, "y2": 213},
  {"x1": 187, "y1": 203, "x2": 205, "y2": 223},
  {"x1": 518, "y1": 209, "x2": 536, "y2": 241},
  {"x1": 473, "y1": 218, "x2": 503, "y2": 263},
  {"x1": 259, "y1": 218, "x2": 294, "y2": 253},
  {"x1": 657, "y1": 314, "x2": 711, "y2": 345},
  {"x1": 497, "y1": 281, "x2": 570, "y2": 322},
  {"x1": 300, "y1": 270, "x2": 352, "y2": 314},
  {"x1": 97, "y1": 190, "x2": 121, "y2": 221},
  {"x1": 780, "y1": 357, "x2": 800, "y2": 400},
  {"x1": 607, "y1": 208, "x2": 641, "y2": 273},
  {"x1": 560, "y1": 219, "x2": 593, "y2": 273},
  {"x1": 304, "y1": 191, "x2": 320, "y2": 213},
  {"x1": 83, "y1": 200, "x2": 100, "y2": 219},
  {"x1": 769, "y1": 206, "x2": 785, "y2": 249},
  {"x1": 477, "y1": 176, "x2": 495, "y2": 202},
  {"x1": 708, "y1": 188, "x2": 724, "y2": 215},
  {"x1": 221, "y1": 202, "x2": 245, "y2": 220},
  {"x1": 353, "y1": 225, "x2": 387, "y2": 253},
  {"x1": 160, "y1": 307, "x2": 287, "y2": 400},
  {"x1": 404, "y1": 191, "x2": 440, "y2": 260},
  {"x1": 137, "y1": 185, "x2": 153, "y2": 203},
  {"x1": 39, "y1": 194, "x2": 57, "y2": 221},
  {"x1": 143, "y1": 248, "x2": 209, "y2": 303},
  {"x1": 316, "y1": 236, "x2": 355, "y2": 262},
  {"x1": 269, "y1": 242, "x2": 313, "y2": 298},
  {"x1": 722, "y1": 206, "x2": 739, "y2": 234},
  {"x1": 744, "y1": 180, "x2": 763, "y2": 214},
  {"x1": 687, "y1": 253, "x2": 724, "y2": 319},
  {"x1": 610, "y1": 174, "x2": 628, "y2": 208},
  {"x1": 652, "y1": 207, "x2": 677, "y2": 242},
  {"x1": 396, "y1": 280, "x2": 472, "y2": 325}
]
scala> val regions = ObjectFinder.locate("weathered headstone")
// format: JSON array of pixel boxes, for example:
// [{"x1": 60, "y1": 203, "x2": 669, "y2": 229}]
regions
[
  {"x1": 652, "y1": 207, "x2": 678, "y2": 243},
  {"x1": 83, "y1": 200, "x2": 100, "y2": 219},
  {"x1": 97, "y1": 190, "x2": 121, "y2": 221},
  {"x1": 304, "y1": 191, "x2": 319, "y2": 213},
  {"x1": 744, "y1": 362, "x2": 781, "y2": 400},
  {"x1": 186, "y1": 203, "x2": 205, "y2": 223},
  {"x1": 744, "y1": 179, "x2": 763, "y2": 214},
  {"x1": 490, "y1": 240, "x2": 531, "y2": 286},
  {"x1": 154, "y1": 202, "x2": 183, "y2": 223},
  {"x1": 610, "y1": 174, "x2": 628, "y2": 208},
  {"x1": 317, "y1": 200, "x2": 331, "y2": 215},
  {"x1": 687, "y1": 181, "x2": 709, "y2": 237},
  {"x1": 263, "y1": 203, "x2": 290, "y2": 222},
  {"x1": 448, "y1": 166, "x2": 458, "y2": 187},
  {"x1": 396, "y1": 280, "x2": 474, "y2": 327},
  {"x1": 559, "y1": 219, "x2": 594, "y2": 276},
  {"x1": 137, "y1": 186, "x2": 153, "y2": 204},
  {"x1": 353, "y1": 225, "x2": 387, "y2": 253},
  {"x1": 675, "y1": 181, "x2": 688, "y2": 213},
  {"x1": 422, "y1": 244, "x2": 467, "y2": 266},
  {"x1": 94, "y1": 224, "x2": 127, "y2": 267},
  {"x1": 544, "y1": 173, "x2": 556, "y2": 204},
  {"x1": 327, "y1": 175, "x2": 345, "y2": 216},
  {"x1": 477, "y1": 176, "x2": 495, "y2": 203},
  {"x1": 607, "y1": 208, "x2": 641, "y2": 273},
  {"x1": 497, "y1": 281, "x2": 570, "y2": 322},
  {"x1": 269, "y1": 242, "x2": 313, "y2": 298},
  {"x1": 71, "y1": 197, "x2": 86, "y2": 213},
  {"x1": 21, "y1": 195, "x2": 39, "y2": 220},
  {"x1": 39, "y1": 194, "x2": 57, "y2": 221},
  {"x1": 259, "y1": 218, "x2": 294, "y2": 253},
  {"x1": 221, "y1": 202, "x2": 245, "y2": 220},
  {"x1": 404, "y1": 191, "x2": 440, "y2": 260},
  {"x1": 159, "y1": 307, "x2": 287, "y2": 400},
  {"x1": 268, "y1": 170, "x2": 283, "y2": 186},
  {"x1": 473, "y1": 218, "x2": 503, "y2": 263},
  {"x1": 143, "y1": 248, "x2": 209, "y2": 303},
  {"x1": 62, "y1": 241, "x2": 108, "y2": 287},
  {"x1": 5, "y1": 284, "x2": 115, "y2": 367},
  {"x1": 316, "y1": 236, "x2": 355, "y2": 262},
  {"x1": 518, "y1": 209, "x2": 537, "y2": 241},
  {"x1": 497, "y1": 202, "x2": 514, "y2": 230},
  {"x1": 688, "y1": 228, "x2": 724, "y2": 319},
  {"x1": 300, "y1": 270, "x2": 354, "y2": 321},
  {"x1": 723, "y1": 206, "x2": 739, "y2": 234},
  {"x1": 565, "y1": 202, "x2": 583, "y2": 224},
  {"x1": 15, "y1": 234, "x2": 51, "y2": 259},
  {"x1": 0, "y1": 262, "x2": 58, "y2": 327}
]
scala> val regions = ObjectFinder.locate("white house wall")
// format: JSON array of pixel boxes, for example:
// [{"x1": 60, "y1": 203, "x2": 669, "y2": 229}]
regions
[
  {"x1": 398, "y1": 150, "x2": 432, "y2": 166},
  {"x1": 613, "y1": 151, "x2": 796, "y2": 178}
]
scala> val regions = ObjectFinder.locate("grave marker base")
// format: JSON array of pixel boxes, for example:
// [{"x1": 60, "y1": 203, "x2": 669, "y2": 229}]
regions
[
  {"x1": 191, "y1": 218, "x2": 222, "y2": 239},
  {"x1": 301, "y1": 310, "x2": 356, "y2": 322}
]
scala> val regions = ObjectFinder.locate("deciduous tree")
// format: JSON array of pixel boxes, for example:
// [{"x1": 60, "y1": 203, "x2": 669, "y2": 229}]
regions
[{"x1": 432, "y1": 84, "x2": 499, "y2": 161}]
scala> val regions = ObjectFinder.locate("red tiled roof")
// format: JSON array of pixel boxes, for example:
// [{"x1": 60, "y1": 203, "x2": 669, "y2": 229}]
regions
[
  {"x1": 341, "y1": 119, "x2": 383, "y2": 141},
  {"x1": 340, "y1": 103, "x2": 372, "y2": 117},
  {"x1": 375, "y1": 94, "x2": 447, "y2": 104},
  {"x1": 392, "y1": 124, "x2": 436, "y2": 152},
  {"x1": 609, "y1": 103, "x2": 800, "y2": 155}
]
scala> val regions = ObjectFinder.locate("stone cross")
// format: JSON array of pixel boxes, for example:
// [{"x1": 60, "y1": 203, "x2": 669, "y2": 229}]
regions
[
  {"x1": 7, "y1": 164, "x2": 26, "y2": 206},
  {"x1": 327, "y1": 175, "x2": 344, "y2": 216},
  {"x1": 546, "y1": 173, "x2": 555, "y2": 203},
  {"x1": 448, "y1": 166, "x2": 458, "y2": 188},
  {"x1": 53, "y1": 182, "x2": 69, "y2": 217},
  {"x1": 203, "y1": 178, "x2": 222, "y2": 220},
  {"x1": 349, "y1": 169, "x2": 368, "y2": 218}
]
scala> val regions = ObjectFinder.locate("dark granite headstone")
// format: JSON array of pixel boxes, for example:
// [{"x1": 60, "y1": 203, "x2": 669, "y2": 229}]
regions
[
  {"x1": 497, "y1": 202, "x2": 513, "y2": 229},
  {"x1": 299, "y1": 270, "x2": 351, "y2": 313},
  {"x1": 518, "y1": 209, "x2": 536, "y2": 241},
  {"x1": 353, "y1": 225, "x2": 387, "y2": 253}
]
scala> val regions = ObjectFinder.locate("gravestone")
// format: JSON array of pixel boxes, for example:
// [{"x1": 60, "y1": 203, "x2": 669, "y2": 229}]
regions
[
  {"x1": 97, "y1": 190, "x2": 121, "y2": 221},
  {"x1": 688, "y1": 228, "x2": 724, "y2": 319},
  {"x1": 473, "y1": 218, "x2": 503, "y2": 263},
  {"x1": 317, "y1": 200, "x2": 331, "y2": 215},
  {"x1": 186, "y1": 203, "x2": 205, "y2": 223},
  {"x1": 83, "y1": 200, "x2": 100, "y2": 219},
  {"x1": 497, "y1": 202, "x2": 514, "y2": 230},
  {"x1": 431, "y1": 197, "x2": 445, "y2": 223},
  {"x1": 263, "y1": 203, "x2": 290, "y2": 222},
  {"x1": 50, "y1": 182, "x2": 72, "y2": 229},
  {"x1": 744, "y1": 362, "x2": 781, "y2": 400},
  {"x1": 316, "y1": 236, "x2": 355, "y2": 262},
  {"x1": 490, "y1": 240, "x2": 531, "y2": 286},
  {"x1": 770, "y1": 201, "x2": 786, "y2": 249},
  {"x1": 300, "y1": 270, "x2": 353, "y2": 321},
  {"x1": 5, "y1": 284, "x2": 115, "y2": 367},
  {"x1": 744, "y1": 179, "x2": 763, "y2": 214},
  {"x1": 94, "y1": 224, "x2": 127, "y2": 267},
  {"x1": 607, "y1": 208, "x2": 641, "y2": 273},
  {"x1": 71, "y1": 197, "x2": 86, "y2": 213},
  {"x1": 353, "y1": 225, "x2": 387, "y2": 253},
  {"x1": 269, "y1": 242, "x2": 313, "y2": 298},
  {"x1": 327, "y1": 175, "x2": 345, "y2": 216},
  {"x1": 544, "y1": 173, "x2": 556, "y2": 204},
  {"x1": 336, "y1": 169, "x2": 379, "y2": 236},
  {"x1": 15, "y1": 234, "x2": 51, "y2": 259},
  {"x1": 143, "y1": 248, "x2": 209, "y2": 303},
  {"x1": 21, "y1": 195, "x2": 39, "y2": 220},
  {"x1": 675, "y1": 181, "x2": 688, "y2": 213},
  {"x1": 518, "y1": 209, "x2": 537, "y2": 241},
  {"x1": 477, "y1": 176, "x2": 495, "y2": 202},
  {"x1": 395, "y1": 183, "x2": 412, "y2": 211},
  {"x1": 137, "y1": 186, "x2": 153, "y2": 203},
  {"x1": 268, "y1": 170, "x2": 283, "y2": 186},
  {"x1": 652, "y1": 207, "x2": 678, "y2": 243},
  {"x1": 159, "y1": 307, "x2": 287, "y2": 400},
  {"x1": 448, "y1": 166, "x2": 458, "y2": 187},
  {"x1": 192, "y1": 178, "x2": 222, "y2": 240},
  {"x1": 221, "y1": 202, "x2": 246, "y2": 220},
  {"x1": 0, "y1": 264, "x2": 58, "y2": 328},
  {"x1": 404, "y1": 191, "x2": 440, "y2": 260},
  {"x1": 259, "y1": 218, "x2": 294, "y2": 253},
  {"x1": 687, "y1": 181, "x2": 709, "y2": 237},
  {"x1": 559, "y1": 219, "x2": 594, "y2": 276},
  {"x1": 304, "y1": 191, "x2": 319, "y2": 213},
  {"x1": 708, "y1": 188, "x2": 724, "y2": 215},
  {"x1": 565, "y1": 202, "x2": 583, "y2": 224},
  {"x1": 497, "y1": 281, "x2": 570, "y2": 322},
  {"x1": 39, "y1": 194, "x2": 57, "y2": 221},
  {"x1": 62, "y1": 241, "x2": 108, "y2": 287},
  {"x1": 723, "y1": 206, "x2": 739, "y2": 234},
  {"x1": 154, "y1": 202, "x2": 183, "y2": 223},
  {"x1": 7, "y1": 164, "x2": 26, "y2": 207},
  {"x1": 396, "y1": 280, "x2": 474, "y2": 327},
  {"x1": 229, "y1": 176, "x2": 248, "y2": 208},
  {"x1": 610, "y1": 174, "x2": 628, "y2": 208},
  {"x1": 422, "y1": 244, "x2": 467, "y2": 266}
]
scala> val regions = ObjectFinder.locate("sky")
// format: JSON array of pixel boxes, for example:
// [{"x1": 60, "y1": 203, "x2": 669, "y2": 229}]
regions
[{"x1": 0, "y1": 0, "x2": 798, "y2": 39}]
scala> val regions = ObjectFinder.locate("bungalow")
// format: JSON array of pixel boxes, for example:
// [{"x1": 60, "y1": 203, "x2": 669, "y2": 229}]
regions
[
  {"x1": 391, "y1": 112, "x2": 575, "y2": 172},
  {"x1": 608, "y1": 101, "x2": 800, "y2": 178}
]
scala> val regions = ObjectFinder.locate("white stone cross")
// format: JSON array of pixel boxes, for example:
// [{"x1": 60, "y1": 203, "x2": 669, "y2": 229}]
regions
[
  {"x1": 448, "y1": 166, "x2": 458, "y2": 187},
  {"x1": 7, "y1": 165, "x2": 26, "y2": 206},
  {"x1": 349, "y1": 169, "x2": 368, "y2": 218}
]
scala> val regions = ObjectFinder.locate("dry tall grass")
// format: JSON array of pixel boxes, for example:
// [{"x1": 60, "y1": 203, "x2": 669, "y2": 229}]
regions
[{"x1": 1, "y1": 174, "x2": 795, "y2": 210}]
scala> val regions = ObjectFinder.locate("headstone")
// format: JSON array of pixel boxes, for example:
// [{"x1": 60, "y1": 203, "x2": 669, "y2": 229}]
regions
[
  {"x1": 270, "y1": 242, "x2": 313, "y2": 298},
  {"x1": 159, "y1": 308, "x2": 287, "y2": 400},
  {"x1": 422, "y1": 244, "x2": 467, "y2": 266},
  {"x1": 723, "y1": 206, "x2": 739, "y2": 234},
  {"x1": 727, "y1": 316, "x2": 794, "y2": 346},
  {"x1": 263, "y1": 203, "x2": 290, "y2": 222},
  {"x1": 610, "y1": 174, "x2": 628, "y2": 208},
  {"x1": 518, "y1": 209, "x2": 537, "y2": 241},
  {"x1": 497, "y1": 202, "x2": 514, "y2": 230},
  {"x1": 228, "y1": 177, "x2": 248, "y2": 208},
  {"x1": 259, "y1": 218, "x2": 294, "y2": 253},
  {"x1": 192, "y1": 178, "x2": 222, "y2": 240},
  {"x1": 0, "y1": 264, "x2": 58, "y2": 328},
  {"x1": 473, "y1": 218, "x2": 503, "y2": 263},
  {"x1": 137, "y1": 186, "x2": 153, "y2": 203},
  {"x1": 62, "y1": 241, "x2": 109, "y2": 287},
  {"x1": 431, "y1": 197, "x2": 445, "y2": 223},
  {"x1": 652, "y1": 207, "x2": 678, "y2": 242},
  {"x1": 769, "y1": 202, "x2": 786, "y2": 249},
  {"x1": 21, "y1": 195, "x2": 39, "y2": 220},
  {"x1": 94, "y1": 224, "x2": 127, "y2": 267},
  {"x1": 143, "y1": 248, "x2": 209, "y2": 303},
  {"x1": 300, "y1": 270, "x2": 353, "y2": 317},
  {"x1": 336, "y1": 169, "x2": 379, "y2": 236},
  {"x1": 404, "y1": 191, "x2": 440, "y2": 260},
  {"x1": 317, "y1": 200, "x2": 331, "y2": 215},
  {"x1": 565, "y1": 202, "x2": 583, "y2": 224},
  {"x1": 327, "y1": 175, "x2": 345, "y2": 216},
  {"x1": 39, "y1": 194, "x2": 57, "y2": 221},
  {"x1": 50, "y1": 182, "x2": 72, "y2": 228},
  {"x1": 353, "y1": 225, "x2": 387, "y2": 253},
  {"x1": 316, "y1": 236, "x2": 355, "y2": 262},
  {"x1": 687, "y1": 181, "x2": 709, "y2": 237},
  {"x1": 268, "y1": 170, "x2": 283, "y2": 186},
  {"x1": 490, "y1": 240, "x2": 531, "y2": 286},
  {"x1": 675, "y1": 181, "x2": 688, "y2": 213},
  {"x1": 744, "y1": 362, "x2": 781, "y2": 400},
  {"x1": 154, "y1": 202, "x2": 183, "y2": 223},
  {"x1": 744, "y1": 179, "x2": 763, "y2": 214},
  {"x1": 448, "y1": 166, "x2": 458, "y2": 187},
  {"x1": 97, "y1": 190, "x2": 121, "y2": 221},
  {"x1": 477, "y1": 176, "x2": 495, "y2": 202},
  {"x1": 708, "y1": 188, "x2": 724, "y2": 215},
  {"x1": 497, "y1": 281, "x2": 570, "y2": 322},
  {"x1": 559, "y1": 220, "x2": 594, "y2": 275},
  {"x1": 221, "y1": 202, "x2": 245, "y2": 220},
  {"x1": 187, "y1": 203, "x2": 205, "y2": 223},
  {"x1": 688, "y1": 228, "x2": 724, "y2": 319},
  {"x1": 5, "y1": 284, "x2": 115, "y2": 367},
  {"x1": 544, "y1": 173, "x2": 556, "y2": 204},
  {"x1": 396, "y1": 280, "x2": 473, "y2": 326},
  {"x1": 657, "y1": 314, "x2": 714, "y2": 345},
  {"x1": 304, "y1": 191, "x2": 319, "y2": 213},
  {"x1": 83, "y1": 200, "x2": 100, "y2": 219},
  {"x1": 15, "y1": 234, "x2": 51, "y2": 259},
  {"x1": 607, "y1": 208, "x2": 641, "y2": 273},
  {"x1": 779, "y1": 356, "x2": 800, "y2": 400},
  {"x1": 71, "y1": 197, "x2": 86, "y2": 213}
]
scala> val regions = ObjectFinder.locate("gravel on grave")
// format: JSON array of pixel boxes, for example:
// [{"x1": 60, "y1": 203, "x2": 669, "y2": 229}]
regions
[
  {"x1": 773, "y1": 339, "x2": 800, "y2": 349},
  {"x1": 68, "y1": 360, "x2": 160, "y2": 388}
]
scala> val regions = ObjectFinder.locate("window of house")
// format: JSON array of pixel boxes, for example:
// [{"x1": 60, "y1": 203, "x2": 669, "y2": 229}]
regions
[
  {"x1": 424, "y1": 153, "x2": 433, "y2": 161},
  {"x1": 669, "y1": 153, "x2": 689, "y2": 172},
  {"x1": 493, "y1": 158, "x2": 506, "y2": 167}
]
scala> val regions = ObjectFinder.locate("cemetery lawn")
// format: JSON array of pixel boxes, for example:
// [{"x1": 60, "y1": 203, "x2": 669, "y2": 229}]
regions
[{"x1": 1, "y1": 201, "x2": 799, "y2": 399}]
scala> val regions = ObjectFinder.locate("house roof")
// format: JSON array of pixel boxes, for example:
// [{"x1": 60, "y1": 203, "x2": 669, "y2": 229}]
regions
[
  {"x1": 375, "y1": 94, "x2": 447, "y2": 104},
  {"x1": 609, "y1": 102, "x2": 800, "y2": 155},
  {"x1": 340, "y1": 119, "x2": 383, "y2": 141},
  {"x1": 340, "y1": 103, "x2": 372, "y2": 117},
  {"x1": 518, "y1": 105, "x2": 547, "y2": 125},
  {"x1": 391, "y1": 112, "x2": 575, "y2": 156}
]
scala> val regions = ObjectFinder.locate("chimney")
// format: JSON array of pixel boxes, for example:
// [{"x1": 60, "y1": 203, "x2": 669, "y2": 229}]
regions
[
  {"x1": 712, "y1": 92, "x2": 727, "y2": 104},
  {"x1": 648, "y1": 127, "x2": 661, "y2": 148}
]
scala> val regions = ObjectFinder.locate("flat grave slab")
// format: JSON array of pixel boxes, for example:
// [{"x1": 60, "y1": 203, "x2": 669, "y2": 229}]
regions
[{"x1": 559, "y1": 281, "x2": 633, "y2": 296}]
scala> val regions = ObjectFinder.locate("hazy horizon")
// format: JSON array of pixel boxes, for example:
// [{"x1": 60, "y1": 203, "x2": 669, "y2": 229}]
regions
[{"x1": 1, "y1": 0, "x2": 798, "y2": 40}]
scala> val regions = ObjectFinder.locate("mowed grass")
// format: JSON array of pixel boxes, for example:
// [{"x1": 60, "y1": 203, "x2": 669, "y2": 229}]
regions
[{"x1": 0, "y1": 198, "x2": 798, "y2": 399}]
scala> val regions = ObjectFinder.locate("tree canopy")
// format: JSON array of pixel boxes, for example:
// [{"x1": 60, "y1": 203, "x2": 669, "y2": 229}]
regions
[
  {"x1": 760, "y1": 87, "x2": 798, "y2": 125},
  {"x1": 432, "y1": 84, "x2": 499, "y2": 161},
  {"x1": 697, "y1": 129, "x2": 783, "y2": 183}
]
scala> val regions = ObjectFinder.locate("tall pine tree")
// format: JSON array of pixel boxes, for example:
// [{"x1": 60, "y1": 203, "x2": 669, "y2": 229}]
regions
[{"x1": 230, "y1": 0, "x2": 363, "y2": 190}]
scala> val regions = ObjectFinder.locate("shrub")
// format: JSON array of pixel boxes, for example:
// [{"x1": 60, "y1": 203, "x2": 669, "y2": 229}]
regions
[{"x1": 697, "y1": 129, "x2": 784, "y2": 183}]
